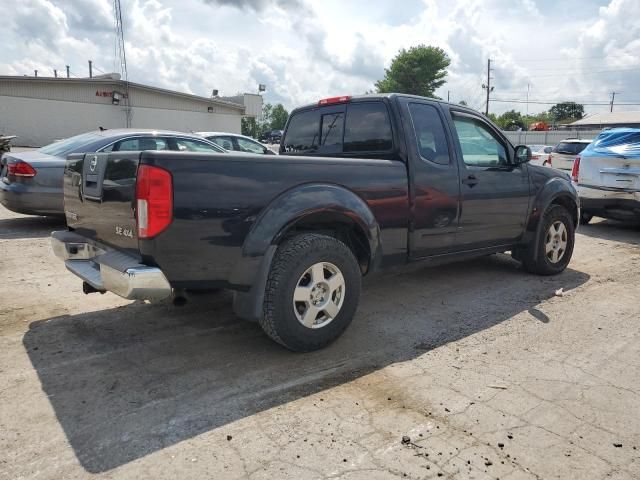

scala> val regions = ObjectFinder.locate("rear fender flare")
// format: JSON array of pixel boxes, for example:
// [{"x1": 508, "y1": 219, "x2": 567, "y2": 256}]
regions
[
  {"x1": 242, "y1": 183, "x2": 380, "y2": 260},
  {"x1": 230, "y1": 183, "x2": 381, "y2": 321}
]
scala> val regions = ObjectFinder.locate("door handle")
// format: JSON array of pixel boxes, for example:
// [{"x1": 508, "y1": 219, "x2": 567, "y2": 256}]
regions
[{"x1": 462, "y1": 174, "x2": 479, "y2": 186}]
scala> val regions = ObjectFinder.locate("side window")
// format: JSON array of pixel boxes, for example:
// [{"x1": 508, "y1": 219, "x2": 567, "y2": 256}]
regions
[
  {"x1": 282, "y1": 110, "x2": 320, "y2": 153},
  {"x1": 320, "y1": 112, "x2": 344, "y2": 148},
  {"x1": 174, "y1": 138, "x2": 223, "y2": 152},
  {"x1": 236, "y1": 137, "x2": 266, "y2": 154},
  {"x1": 452, "y1": 115, "x2": 508, "y2": 167},
  {"x1": 208, "y1": 136, "x2": 234, "y2": 151},
  {"x1": 344, "y1": 102, "x2": 393, "y2": 152},
  {"x1": 114, "y1": 137, "x2": 169, "y2": 152},
  {"x1": 408, "y1": 103, "x2": 450, "y2": 165}
]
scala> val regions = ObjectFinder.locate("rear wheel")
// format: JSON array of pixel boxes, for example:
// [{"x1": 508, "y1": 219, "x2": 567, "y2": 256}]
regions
[
  {"x1": 521, "y1": 205, "x2": 575, "y2": 275},
  {"x1": 261, "y1": 233, "x2": 361, "y2": 352}
]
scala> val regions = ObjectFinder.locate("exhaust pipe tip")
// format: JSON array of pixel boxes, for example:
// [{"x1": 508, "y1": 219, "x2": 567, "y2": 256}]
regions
[
  {"x1": 83, "y1": 281, "x2": 106, "y2": 295},
  {"x1": 172, "y1": 288, "x2": 188, "y2": 307}
]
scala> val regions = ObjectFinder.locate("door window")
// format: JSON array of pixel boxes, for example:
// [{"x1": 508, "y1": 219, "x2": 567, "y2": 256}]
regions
[
  {"x1": 282, "y1": 110, "x2": 320, "y2": 153},
  {"x1": 344, "y1": 102, "x2": 393, "y2": 152},
  {"x1": 236, "y1": 137, "x2": 267, "y2": 154},
  {"x1": 112, "y1": 137, "x2": 169, "y2": 152},
  {"x1": 174, "y1": 138, "x2": 224, "y2": 152},
  {"x1": 208, "y1": 136, "x2": 234, "y2": 151},
  {"x1": 452, "y1": 115, "x2": 508, "y2": 167},
  {"x1": 408, "y1": 103, "x2": 450, "y2": 165}
]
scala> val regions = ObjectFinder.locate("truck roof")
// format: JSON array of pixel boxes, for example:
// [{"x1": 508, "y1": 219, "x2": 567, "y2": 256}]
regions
[{"x1": 292, "y1": 93, "x2": 481, "y2": 115}]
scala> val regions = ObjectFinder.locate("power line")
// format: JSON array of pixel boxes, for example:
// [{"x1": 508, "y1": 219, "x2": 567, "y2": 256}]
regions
[
  {"x1": 491, "y1": 98, "x2": 640, "y2": 106},
  {"x1": 522, "y1": 67, "x2": 640, "y2": 78},
  {"x1": 508, "y1": 54, "x2": 639, "y2": 63}
]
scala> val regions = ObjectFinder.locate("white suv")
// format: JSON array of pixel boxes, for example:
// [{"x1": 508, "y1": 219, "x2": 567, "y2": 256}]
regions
[
  {"x1": 573, "y1": 129, "x2": 640, "y2": 224},
  {"x1": 549, "y1": 139, "x2": 592, "y2": 171}
]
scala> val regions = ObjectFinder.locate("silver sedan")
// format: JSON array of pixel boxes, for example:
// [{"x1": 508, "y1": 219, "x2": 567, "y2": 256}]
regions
[{"x1": 0, "y1": 129, "x2": 227, "y2": 216}]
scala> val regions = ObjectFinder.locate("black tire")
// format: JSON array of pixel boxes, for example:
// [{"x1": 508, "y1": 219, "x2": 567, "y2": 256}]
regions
[
  {"x1": 261, "y1": 233, "x2": 361, "y2": 352},
  {"x1": 580, "y1": 212, "x2": 593, "y2": 225},
  {"x1": 521, "y1": 204, "x2": 575, "y2": 275}
]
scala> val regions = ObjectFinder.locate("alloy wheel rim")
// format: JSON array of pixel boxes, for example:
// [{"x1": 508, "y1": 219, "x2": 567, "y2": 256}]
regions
[
  {"x1": 545, "y1": 220, "x2": 568, "y2": 264},
  {"x1": 293, "y1": 262, "x2": 345, "y2": 329}
]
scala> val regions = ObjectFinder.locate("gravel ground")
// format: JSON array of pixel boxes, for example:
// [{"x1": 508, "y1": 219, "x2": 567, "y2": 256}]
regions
[{"x1": 0, "y1": 205, "x2": 639, "y2": 479}]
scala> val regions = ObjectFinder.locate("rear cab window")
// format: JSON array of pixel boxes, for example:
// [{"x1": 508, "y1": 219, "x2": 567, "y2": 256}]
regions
[{"x1": 281, "y1": 100, "x2": 394, "y2": 157}]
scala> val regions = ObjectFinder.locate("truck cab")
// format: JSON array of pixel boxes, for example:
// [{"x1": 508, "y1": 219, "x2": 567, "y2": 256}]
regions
[{"x1": 280, "y1": 94, "x2": 552, "y2": 256}]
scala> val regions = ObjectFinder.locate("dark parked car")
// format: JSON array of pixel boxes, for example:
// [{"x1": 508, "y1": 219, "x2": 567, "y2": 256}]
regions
[
  {"x1": 0, "y1": 129, "x2": 226, "y2": 216},
  {"x1": 259, "y1": 130, "x2": 283, "y2": 144},
  {"x1": 52, "y1": 94, "x2": 579, "y2": 351}
]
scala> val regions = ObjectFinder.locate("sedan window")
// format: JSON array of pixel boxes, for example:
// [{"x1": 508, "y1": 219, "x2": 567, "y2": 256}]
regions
[
  {"x1": 208, "y1": 136, "x2": 234, "y2": 151},
  {"x1": 113, "y1": 137, "x2": 170, "y2": 152},
  {"x1": 236, "y1": 137, "x2": 267, "y2": 154},
  {"x1": 174, "y1": 138, "x2": 225, "y2": 152}
]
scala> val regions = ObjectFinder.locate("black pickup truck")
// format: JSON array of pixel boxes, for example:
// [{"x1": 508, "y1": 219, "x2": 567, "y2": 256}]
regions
[{"x1": 52, "y1": 94, "x2": 579, "y2": 351}]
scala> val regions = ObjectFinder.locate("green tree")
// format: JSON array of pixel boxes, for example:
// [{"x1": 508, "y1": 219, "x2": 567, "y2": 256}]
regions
[
  {"x1": 549, "y1": 102, "x2": 584, "y2": 122},
  {"x1": 496, "y1": 110, "x2": 525, "y2": 130},
  {"x1": 375, "y1": 45, "x2": 450, "y2": 98},
  {"x1": 269, "y1": 103, "x2": 289, "y2": 130},
  {"x1": 254, "y1": 103, "x2": 290, "y2": 138},
  {"x1": 241, "y1": 116, "x2": 258, "y2": 137},
  {"x1": 458, "y1": 100, "x2": 468, "y2": 106}
]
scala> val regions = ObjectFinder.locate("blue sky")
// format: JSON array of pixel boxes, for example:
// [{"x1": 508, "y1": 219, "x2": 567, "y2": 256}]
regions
[{"x1": 2, "y1": 0, "x2": 639, "y2": 116}]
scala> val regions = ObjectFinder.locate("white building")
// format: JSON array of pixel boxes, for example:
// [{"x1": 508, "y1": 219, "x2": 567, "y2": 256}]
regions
[
  {"x1": 568, "y1": 111, "x2": 640, "y2": 130},
  {"x1": 0, "y1": 74, "x2": 260, "y2": 146}
]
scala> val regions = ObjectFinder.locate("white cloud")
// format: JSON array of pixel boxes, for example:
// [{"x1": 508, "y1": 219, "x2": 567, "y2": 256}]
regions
[{"x1": 1, "y1": 0, "x2": 638, "y2": 115}]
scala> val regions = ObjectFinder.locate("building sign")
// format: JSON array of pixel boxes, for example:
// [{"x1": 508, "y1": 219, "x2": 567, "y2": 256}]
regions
[{"x1": 95, "y1": 90, "x2": 128, "y2": 98}]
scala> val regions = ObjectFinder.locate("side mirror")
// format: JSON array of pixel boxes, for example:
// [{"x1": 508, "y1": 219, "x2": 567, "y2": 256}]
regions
[{"x1": 514, "y1": 145, "x2": 531, "y2": 164}]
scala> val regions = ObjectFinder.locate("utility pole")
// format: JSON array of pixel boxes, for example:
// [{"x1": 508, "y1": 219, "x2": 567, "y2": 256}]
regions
[
  {"x1": 447, "y1": 90, "x2": 450, "y2": 102},
  {"x1": 482, "y1": 59, "x2": 494, "y2": 115},
  {"x1": 88, "y1": 60, "x2": 93, "y2": 78},
  {"x1": 610, "y1": 91, "x2": 619, "y2": 112},
  {"x1": 66, "y1": 65, "x2": 70, "y2": 78},
  {"x1": 54, "y1": 69, "x2": 58, "y2": 78},
  {"x1": 34, "y1": 70, "x2": 38, "y2": 77}
]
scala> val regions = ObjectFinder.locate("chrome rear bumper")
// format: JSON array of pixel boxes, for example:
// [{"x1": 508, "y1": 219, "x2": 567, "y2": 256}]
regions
[{"x1": 51, "y1": 231, "x2": 172, "y2": 301}]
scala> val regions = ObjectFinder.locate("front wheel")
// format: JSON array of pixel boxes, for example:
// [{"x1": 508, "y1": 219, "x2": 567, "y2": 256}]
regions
[
  {"x1": 521, "y1": 205, "x2": 575, "y2": 275},
  {"x1": 261, "y1": 233, "x2": 361, "y2": 352}
]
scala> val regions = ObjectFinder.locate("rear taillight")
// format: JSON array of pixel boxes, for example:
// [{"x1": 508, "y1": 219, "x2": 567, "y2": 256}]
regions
[
  {"x1": 7, "y1": 161, "x2": 37, "y2": 177},
  {"x1": 135, "y1": 165, "x2": 173, "y2": 239},
  {"x1": 547, "y1": 154, "x2": 552, "y2": 166},
  {"x1": 571, "y1": 155, "x2": 581, "y2": 183}
]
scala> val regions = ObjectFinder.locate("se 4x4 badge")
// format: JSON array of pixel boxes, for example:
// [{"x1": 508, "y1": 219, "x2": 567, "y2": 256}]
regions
[{"x1": 115, "y1": 226, "x2": 134, "y2": 238}]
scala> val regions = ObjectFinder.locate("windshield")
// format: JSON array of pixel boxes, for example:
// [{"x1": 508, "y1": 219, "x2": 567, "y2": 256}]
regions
[{"x1": 39, "y1": 132, "x2": 104, "y2": 157}]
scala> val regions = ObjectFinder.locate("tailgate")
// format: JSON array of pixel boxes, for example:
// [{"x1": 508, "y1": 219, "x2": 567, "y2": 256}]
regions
[
  {"x1": 579, "y1": 130, "x2": 640, "y2": 191},
  {"x1": 63, "y1": 152, "x2": 141, "y2": 253},
  {"x1": 580, "y1": 154, "x2": 640, "y2": 191}
]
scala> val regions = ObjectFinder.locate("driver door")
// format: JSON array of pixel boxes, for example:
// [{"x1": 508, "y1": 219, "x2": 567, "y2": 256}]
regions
[{"x1": 449, "y1": 111, "x2": 530, "y2": 249}]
